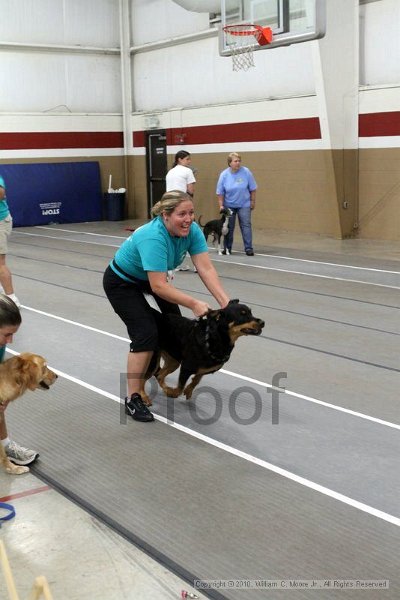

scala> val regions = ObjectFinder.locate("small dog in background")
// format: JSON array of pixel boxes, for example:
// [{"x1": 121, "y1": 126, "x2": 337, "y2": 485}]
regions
[
  {"x1": 198, "y1": 207, "x2": 233, "y2": 255},
  {"x1": 0, "y1": 353, "x2": 58, "y2": 475}
]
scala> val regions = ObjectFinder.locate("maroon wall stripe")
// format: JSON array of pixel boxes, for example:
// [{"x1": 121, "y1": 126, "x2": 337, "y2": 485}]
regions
[
  {"x1": 0, "y1": 131, "x2": 123, "y2": 150},
  {"x1": 359, "y1": 111, "x2": 400, "y2": 137},
  {"x1": 1, "y1": 113, "x2": 397, "y2": 151},
  {"x1": 133, "y1": 131, "x2": 145, "y2": 147},
  {"x1": 133, "y1": 117, "x2": 321, "y2": 148}
]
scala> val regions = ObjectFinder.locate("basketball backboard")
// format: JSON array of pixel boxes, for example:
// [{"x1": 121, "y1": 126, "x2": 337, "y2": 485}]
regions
[{"x1": 219, "y1": 0, "x2": 326, "y2": 56}]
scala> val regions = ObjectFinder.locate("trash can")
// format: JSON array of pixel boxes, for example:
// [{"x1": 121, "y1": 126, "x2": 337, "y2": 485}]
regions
[{"x1": 104, "y1": 192, "x2": 125, "y2": 221}]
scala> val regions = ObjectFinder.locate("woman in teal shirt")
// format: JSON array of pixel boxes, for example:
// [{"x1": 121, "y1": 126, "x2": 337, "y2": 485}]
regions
[{"x1": 103, "y1": 190, "x2": 230, "y2": 423}]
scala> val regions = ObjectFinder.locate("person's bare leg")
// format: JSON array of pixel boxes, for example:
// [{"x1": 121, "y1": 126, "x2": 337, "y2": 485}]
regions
[
  {"x1": 0, "y1": 414, "x2": 29, "y2": 474},
  {"x1": 0, "y1": 414, "x2": 8, "y2": 441},
  {"x1": 125, "y1": 351, "x2": 154, "y2": 421},
  {"x1": 127, "y1": 350, "x2": 153, "y2": 397},
  {"x1": 0, "y1": 255, "x2": 14, "y2": 295}
]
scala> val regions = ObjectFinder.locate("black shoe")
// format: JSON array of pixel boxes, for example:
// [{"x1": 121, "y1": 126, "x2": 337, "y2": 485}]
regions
[
  {"x1": 222, "y1": 250, "x2": 227, "y2": 255},
  {"x1": 246, "y1": 250, "x2": 254, "y2": 256},
  {"x1": 125, "y1": 393, "x2": 154, "y2": 422}
]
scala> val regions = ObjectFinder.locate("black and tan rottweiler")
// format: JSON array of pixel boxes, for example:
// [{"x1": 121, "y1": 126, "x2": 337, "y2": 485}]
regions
[{"x1": 142, "y1": 300, "x2": 264, "y2": 404}]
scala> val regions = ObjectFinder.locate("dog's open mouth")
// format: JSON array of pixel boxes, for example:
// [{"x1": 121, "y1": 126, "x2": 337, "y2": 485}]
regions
[
  {"x1": 39, "y1": 381, "x2": 50, "y2": 389},
  {"x1": 240, "y1": 320, "x2": 265, "y2": 335},
  {"x1": 242, "y1": 326, "x2": 263, "y2": 335}
]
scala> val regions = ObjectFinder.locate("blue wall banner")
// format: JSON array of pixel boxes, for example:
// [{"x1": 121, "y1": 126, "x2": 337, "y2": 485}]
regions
[{"x1": 0, "y1": 161, "x2": 102, "y2": 226}]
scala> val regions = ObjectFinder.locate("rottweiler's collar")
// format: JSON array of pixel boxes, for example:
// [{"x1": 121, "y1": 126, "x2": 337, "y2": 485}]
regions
[{"x1": 201, "y1": 314, "x2": 231, "y2": 363}]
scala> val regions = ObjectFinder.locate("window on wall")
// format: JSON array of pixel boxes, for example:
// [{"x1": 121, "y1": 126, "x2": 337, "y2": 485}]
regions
[
  {"x1": 210, "y1": 0, "x2": 282, "y2": 28},
  {"x1": 210, "y1": 12, "x2": 222, "y2": 25},
  {"x1": 210, "y1": 0, "x2": 382, "y2": 29},
  {"x1": 209, "y1": 8, "x2": 241, "y2": 26},
  {"x1": 209, "y1": 1, "x2": 313, "y2": 32}
]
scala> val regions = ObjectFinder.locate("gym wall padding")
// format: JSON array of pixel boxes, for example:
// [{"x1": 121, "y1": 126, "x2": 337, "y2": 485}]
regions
[{"x1": 0, "y1": 162, "x2": 102, "y2": 227}]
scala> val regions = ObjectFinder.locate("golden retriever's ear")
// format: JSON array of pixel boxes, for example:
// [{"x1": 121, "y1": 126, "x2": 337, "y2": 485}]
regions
[
  {"x1": 20, "y1": 357, "x2": 42, "y2": 390},
  {"x1": 13, "y1": 356, "x2": 23, "y2": 366},
  {"x1": 10, "y1": 356, "x2": 27, "y2": 386}
]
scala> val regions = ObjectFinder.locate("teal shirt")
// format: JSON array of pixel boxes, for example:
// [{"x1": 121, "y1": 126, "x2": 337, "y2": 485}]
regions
[
  {"x1": 0, "y1": 175, "x2": 10, "y2": 221},
  {"x1": 110, "y1": 217, "x2": 207, "y2": 282},
  {"x1": 0, "y1": 345, "x2": 5, "y2": 363}
]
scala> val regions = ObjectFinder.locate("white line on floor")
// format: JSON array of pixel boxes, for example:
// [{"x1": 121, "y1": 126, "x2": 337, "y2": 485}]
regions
[
  {"x1": 22, "y1": 305, "x2": 127, "y2": 341},
  {"x1": 212, "y1": 259, "x2": 400, "y2": 290},
  {"x1": 221, "y1": 368, "x2": 400, "y2": 431},
  {"x1": 13, "y1": 231, "x2": 120, "y2": 247},
  {"x1": 34, "y1": 227, "x2": 400, "y2": 275},
  {"x1": 21, "y1": 305, "x2": 400, "y2": 431},
  {"x1": 35, "y1": 226, "x2": 127, "y2": 239},
  {"x1": 7, "y1": 347, "x2": 399, "y2": 528},
  {"x1": 13, "y1": 230, "x2": 399, "y2": 288},
  {"x1": 16, "y1": 227, "x2": 400, "y2": 276},
  {"x1": 243, "y1": 253, "x2": 400, "y2": 274},
  {"x1": 164, "y1": 417, "x2": 400, "y2": 528}
]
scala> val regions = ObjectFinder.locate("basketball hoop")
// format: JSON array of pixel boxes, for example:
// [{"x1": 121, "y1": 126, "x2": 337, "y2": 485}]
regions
[{"x1": 223, "y1": 24, "x2": 273, "y2": 71}]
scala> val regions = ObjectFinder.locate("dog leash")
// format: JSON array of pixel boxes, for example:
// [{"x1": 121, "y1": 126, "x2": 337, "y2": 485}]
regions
[{"x1": 0, "y1": 502, "x2": 16, "y2": 527}]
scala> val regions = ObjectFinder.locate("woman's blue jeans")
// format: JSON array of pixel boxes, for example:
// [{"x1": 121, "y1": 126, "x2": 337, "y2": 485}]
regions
[{"x1": 224, "y1": 206, "x2": 253, "y2": 253}]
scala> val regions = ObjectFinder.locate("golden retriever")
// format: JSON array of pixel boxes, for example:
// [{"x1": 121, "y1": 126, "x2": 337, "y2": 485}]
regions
[{"x1": 0, "y1": 353, "x2": 58, "y2": 475}]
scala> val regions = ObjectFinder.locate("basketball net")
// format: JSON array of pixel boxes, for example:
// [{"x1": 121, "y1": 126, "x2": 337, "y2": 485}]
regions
[
  {"x1": 223, "y1": 25, "x2": 273, "y2": 72},
  {"x1": 228, "y1": 40, "x2": 256, "y2": 72}
]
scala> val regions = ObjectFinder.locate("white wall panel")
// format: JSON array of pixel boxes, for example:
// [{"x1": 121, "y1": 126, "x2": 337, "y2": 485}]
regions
[
  {"x1": 360, "y1": 0, "x2": 400, "y2": 85},
  {"x1": 133, "y1": 36, "x2": 315, "y2": 111},
  {"x1": 131, "y1": 0, "x2": 210, "y2": 46},
  {"x1": 63, "y1": 0, "x2": 120, "y2": 46},
  {"x1": 65, "y1": 55, "x2": 121, "y2": 112},
  {"x1": 0, "y1": 52, "x2": 67, "y2": 112},
  {"x1": 0, "y1": 0, "x2": 119, "y2": 47},
  {"x1": 0, "y1": 52, "x2": 121, "y2": 113},
  {"x1": 0, "y1": 0, "x2": 63, "y2": 44},
  {"x1": 359, "y1": 86, "x2": 400, "y2": 114},
  {"x1": 0, "y1": 114, "x2": 122, "y2": 132}
]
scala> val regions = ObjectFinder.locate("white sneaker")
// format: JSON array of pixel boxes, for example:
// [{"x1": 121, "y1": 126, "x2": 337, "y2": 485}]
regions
[
  {"x1": 176, "y1": 264, "x2": 190, "y2": 272},
  {"x1": 5, "y1": 440, "x2": 39, "y2": 465},
  {"x1": 6, "y1": 293, "x2": 21, "y2": 308}
]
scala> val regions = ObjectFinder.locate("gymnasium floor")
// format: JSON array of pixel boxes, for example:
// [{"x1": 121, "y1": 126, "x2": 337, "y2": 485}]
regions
[{"x1": 0, "y1": 220, "x2": 399, "y2": 600}]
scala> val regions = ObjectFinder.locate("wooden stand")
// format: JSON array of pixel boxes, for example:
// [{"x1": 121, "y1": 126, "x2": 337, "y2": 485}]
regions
[
  {"x1": 28, "y1": 577, "x2": 53, "y2": 600},
  {"x1": 1, "y1": 541, "x2": 53, "y2": 600}
]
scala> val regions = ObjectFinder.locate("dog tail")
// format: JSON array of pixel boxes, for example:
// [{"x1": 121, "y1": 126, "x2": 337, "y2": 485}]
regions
[{"x1": 197, "y1": 215, "x2": 204, "y2": 228}]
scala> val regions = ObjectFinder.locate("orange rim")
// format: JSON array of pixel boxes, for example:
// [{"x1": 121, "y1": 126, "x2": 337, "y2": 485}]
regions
[{"x1": 223, "y1": 24, "x2": 272, "y2": 45}]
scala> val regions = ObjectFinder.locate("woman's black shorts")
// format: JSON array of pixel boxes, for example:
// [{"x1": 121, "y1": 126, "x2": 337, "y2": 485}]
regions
[{"x1": 103, "y1": 265, "x2": 180, "y2": 352}]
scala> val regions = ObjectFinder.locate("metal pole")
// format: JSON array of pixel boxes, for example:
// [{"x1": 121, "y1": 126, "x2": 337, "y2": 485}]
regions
[{"x1": 119, "y1": 0, "x2": 133, "y2": 206}]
